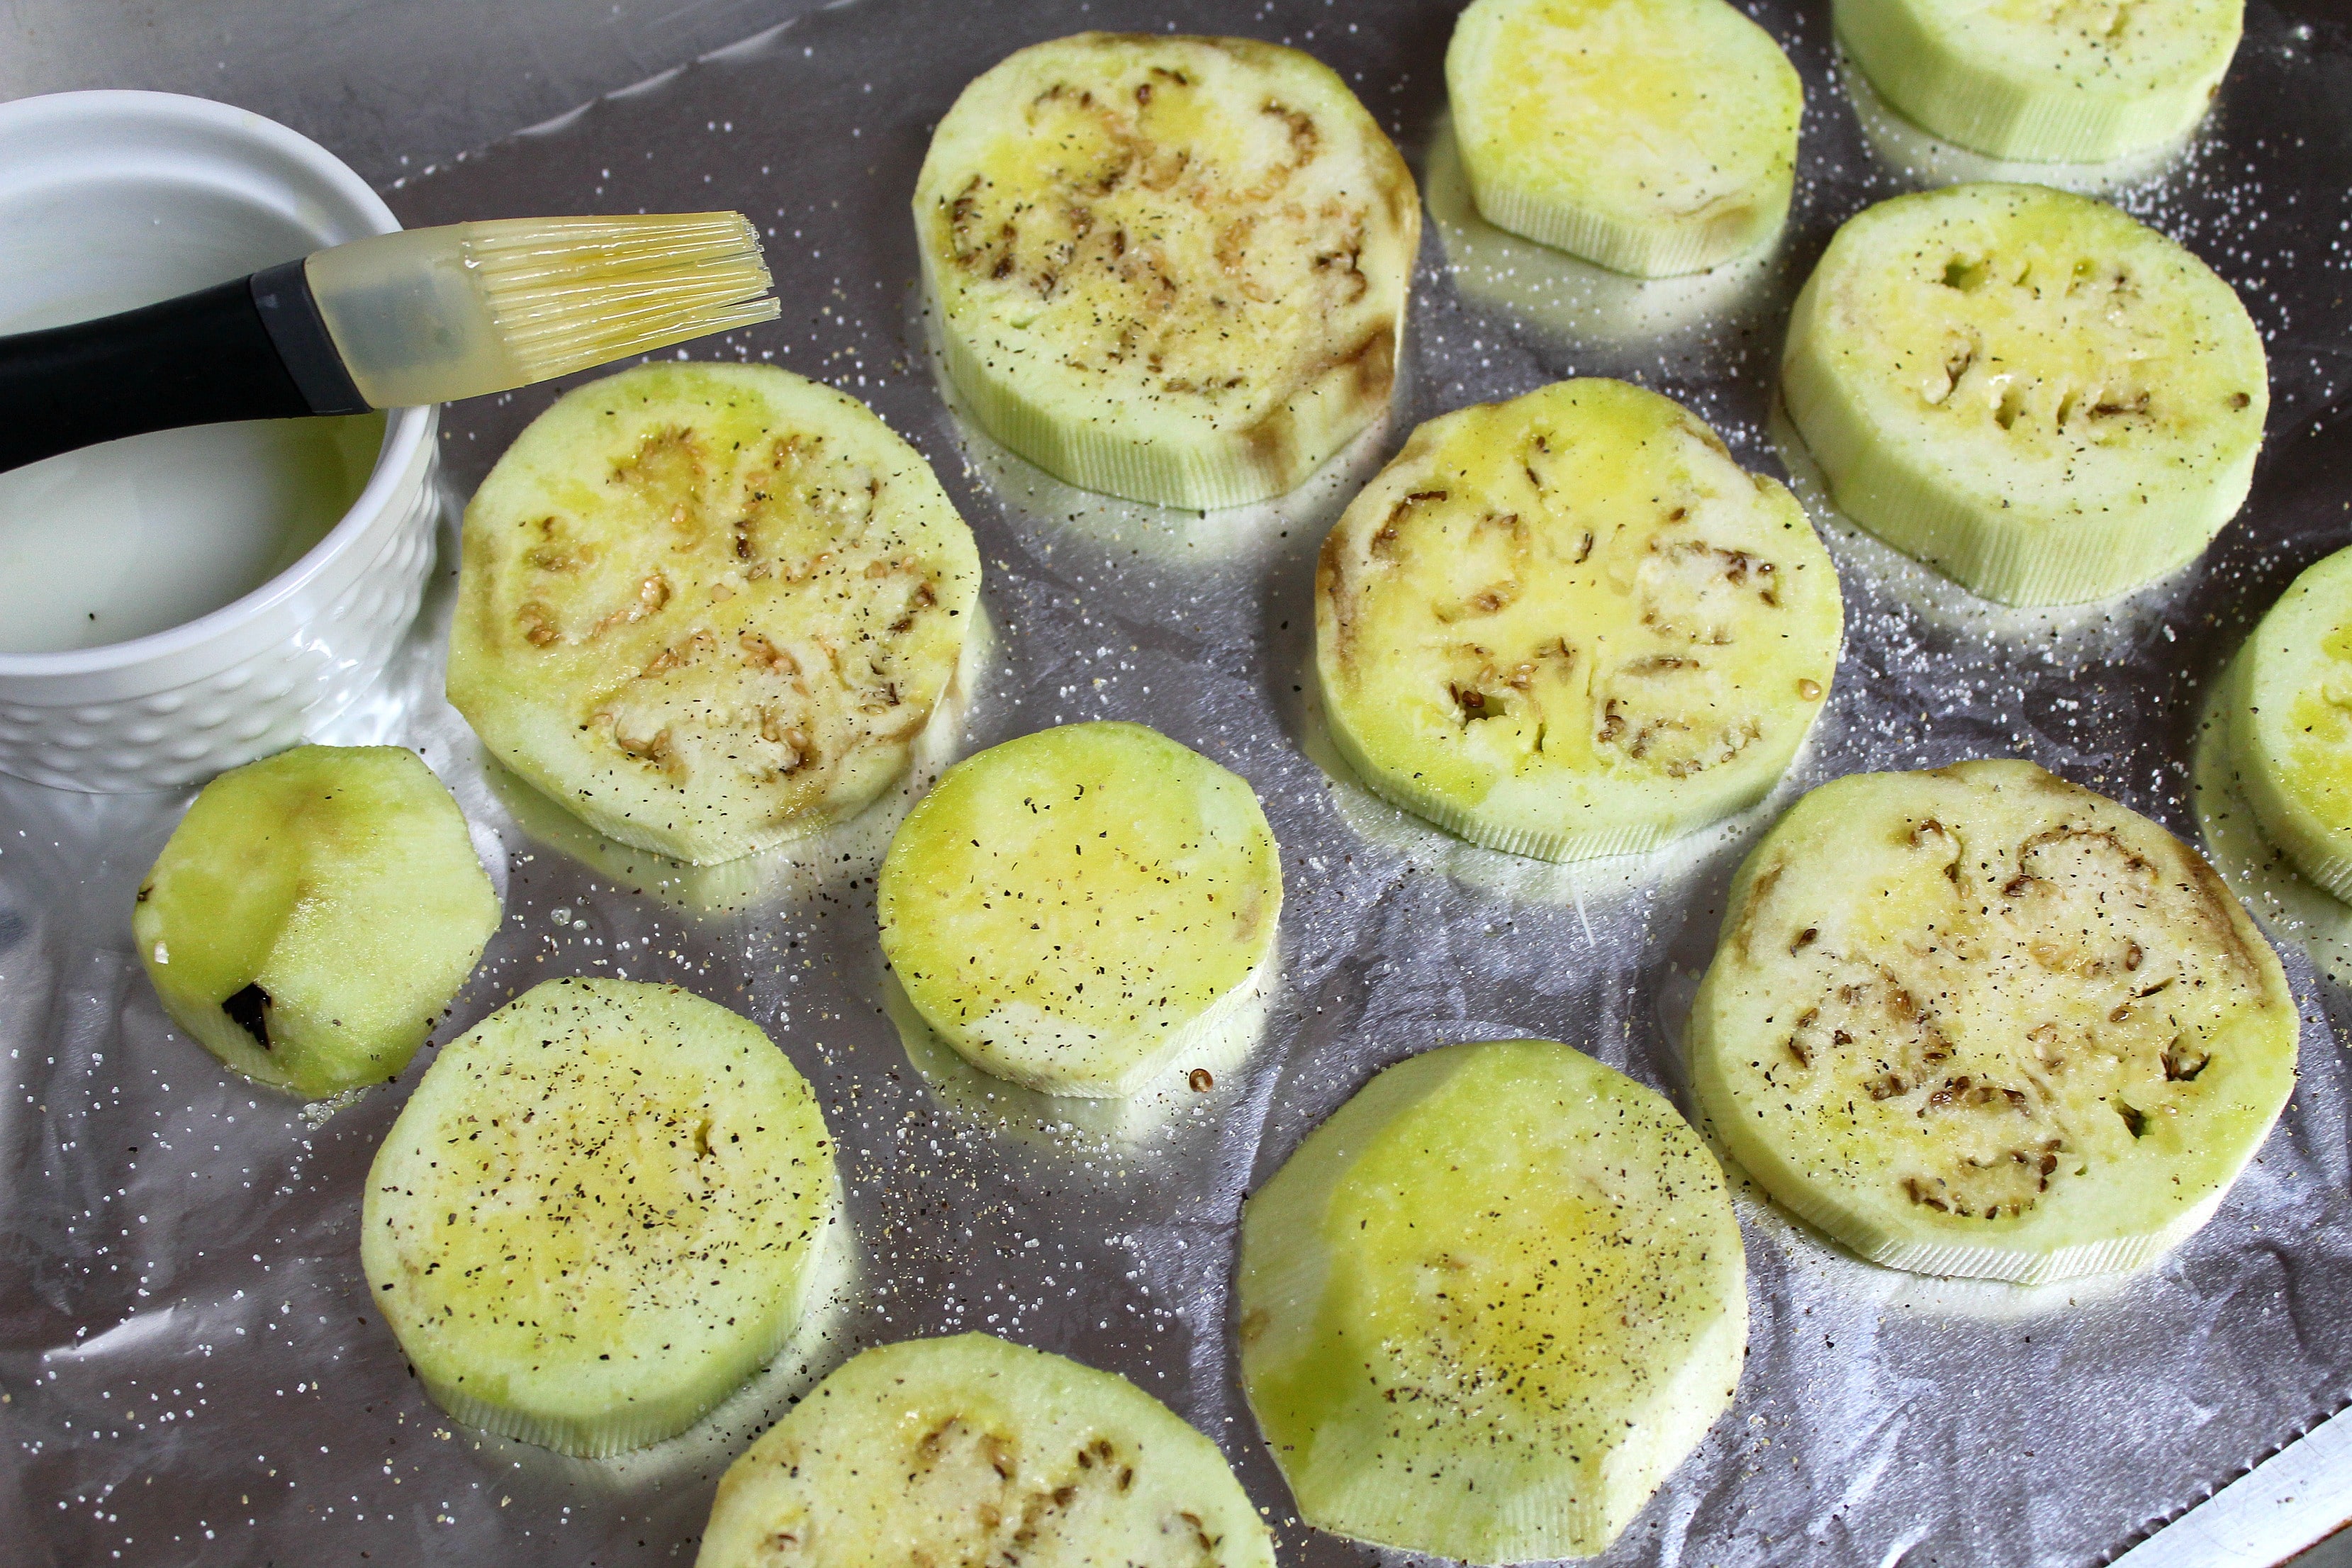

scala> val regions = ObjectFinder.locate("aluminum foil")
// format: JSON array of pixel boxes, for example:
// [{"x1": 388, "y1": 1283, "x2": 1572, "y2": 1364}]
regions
[{"x1": 5, "y1": 1, "x2": 2351, "y2": 1563}]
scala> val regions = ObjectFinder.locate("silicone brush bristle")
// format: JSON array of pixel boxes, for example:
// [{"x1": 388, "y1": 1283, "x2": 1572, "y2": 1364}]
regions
[{"x1": 466, "y1": 213, "x2": 781, "y2": 381}]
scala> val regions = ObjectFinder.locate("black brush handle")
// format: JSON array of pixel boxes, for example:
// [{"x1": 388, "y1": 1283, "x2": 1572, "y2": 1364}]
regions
[{"x1": 0, "y1": 259, "x2": 370, "y2": 474}]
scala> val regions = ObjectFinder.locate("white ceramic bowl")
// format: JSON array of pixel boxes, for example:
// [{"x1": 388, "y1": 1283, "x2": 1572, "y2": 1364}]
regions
[{"x1": 0, "y1": 90, "x2": 437, "y2": 793}]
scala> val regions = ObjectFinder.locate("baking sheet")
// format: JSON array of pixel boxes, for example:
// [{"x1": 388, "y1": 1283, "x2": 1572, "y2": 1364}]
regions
[{"x1": 4, "y1": 1, "x2": 2351, "y2": 1563}]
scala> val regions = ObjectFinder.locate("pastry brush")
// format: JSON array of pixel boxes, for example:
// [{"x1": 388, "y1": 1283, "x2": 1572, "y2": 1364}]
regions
[{"x1": 0, "y1": 211, "x2": 780, "y2": 473}]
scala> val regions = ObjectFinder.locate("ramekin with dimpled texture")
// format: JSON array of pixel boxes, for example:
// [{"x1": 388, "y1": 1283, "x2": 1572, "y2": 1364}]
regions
[{"x1": 0, "y1": 91, "x2": 438, "y2": 793}]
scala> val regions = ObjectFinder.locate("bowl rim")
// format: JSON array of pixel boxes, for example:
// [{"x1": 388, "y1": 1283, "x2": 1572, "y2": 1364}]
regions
[{"x1": 0, "y1": 89, "x2": 433, "y2": 682}]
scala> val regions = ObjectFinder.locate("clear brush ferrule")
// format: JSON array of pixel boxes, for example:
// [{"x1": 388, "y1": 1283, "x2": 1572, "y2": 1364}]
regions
[{"x1": 304, "y1": 214, "x2": 779, "y2": 408}]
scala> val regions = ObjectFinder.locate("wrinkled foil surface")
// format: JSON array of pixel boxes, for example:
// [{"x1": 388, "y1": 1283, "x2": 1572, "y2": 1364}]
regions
[{"x1": 4, "y1": 2, "x2": 2350, "y2": 1564}]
